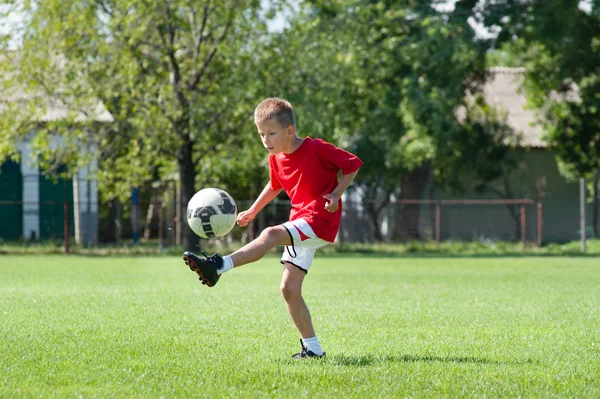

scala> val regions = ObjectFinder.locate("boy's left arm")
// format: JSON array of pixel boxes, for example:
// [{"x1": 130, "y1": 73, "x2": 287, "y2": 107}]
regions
[{"x1": 323, "y1": 169, "x2": 360, "y2": 213}]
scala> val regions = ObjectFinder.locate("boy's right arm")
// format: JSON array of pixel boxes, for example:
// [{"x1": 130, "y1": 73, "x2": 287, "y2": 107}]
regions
[{"x1": 237, "y1": 183, "x2": 282, "y2": 227}]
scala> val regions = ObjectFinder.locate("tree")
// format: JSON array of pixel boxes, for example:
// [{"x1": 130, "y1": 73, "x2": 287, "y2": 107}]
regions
[
  {"x1": 479, "y1": 0, "x2": 600, "y2": 237},
  {"x1": 277, "y1": 0, "x2": 516, "y2": 240},
  {"x1": 0, "y1": 0, "x2": 275, "y2": 250}
]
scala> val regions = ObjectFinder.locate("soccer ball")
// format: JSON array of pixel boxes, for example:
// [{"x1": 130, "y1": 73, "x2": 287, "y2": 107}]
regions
[{"x1": 186, "y1": 188, "x2": 237, "y2": 239}]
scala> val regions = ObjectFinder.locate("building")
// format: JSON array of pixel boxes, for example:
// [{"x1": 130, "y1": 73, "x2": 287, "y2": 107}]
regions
[
  {"x1": 0, "y1": 86, "x2": 112, "y2": 244},
  {"x1": 340, "y1": 67, "x2": 596, "y2": 244}
]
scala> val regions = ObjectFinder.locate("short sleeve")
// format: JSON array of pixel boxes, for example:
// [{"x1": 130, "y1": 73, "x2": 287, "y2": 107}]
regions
[
  {"x1": 315, "y1": 139, "x2": 363, "y2": 175},
  {"x1": 268, "y1": 155, "x2": 282, "y2": 190}
]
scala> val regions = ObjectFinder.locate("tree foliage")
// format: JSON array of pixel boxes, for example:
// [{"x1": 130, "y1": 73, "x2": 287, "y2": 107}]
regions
[
  {"x1": 480, "y1": 0, "x2": 600, "y2": 180},
  {"x1": 480, "y1": 0, "x2": 600, "y2": 237},
  {"x1": 1, "y1": 0, "x2": 543, "y2": 245},
  {"x1": 1, "y1": 0, "x2": 277, "y2": 250},
  {"x1": 275, "y1": 0, "x2": 517, "y2": 239}
]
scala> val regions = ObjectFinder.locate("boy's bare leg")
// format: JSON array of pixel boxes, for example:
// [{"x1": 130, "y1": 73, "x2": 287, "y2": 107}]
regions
[
  {"x1": 280, "y1": 262, "x2": 315, "y2": 338},
  {"x1": 229, "y1": 225, "x2": 291, "y2": 267},
  {"x1": 184, "y1": 225, "x2": 292, "y2": 286}
]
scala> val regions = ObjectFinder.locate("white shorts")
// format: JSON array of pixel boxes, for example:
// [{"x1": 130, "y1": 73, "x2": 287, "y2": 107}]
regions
[{"x1": 281, "y1": 219, "x2": 329, "y2": 273}]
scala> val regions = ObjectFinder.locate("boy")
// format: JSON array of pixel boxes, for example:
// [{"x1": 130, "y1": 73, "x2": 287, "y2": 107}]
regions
[{"x1": 183, "y1": 98, "x2": 363, "y2": 359}]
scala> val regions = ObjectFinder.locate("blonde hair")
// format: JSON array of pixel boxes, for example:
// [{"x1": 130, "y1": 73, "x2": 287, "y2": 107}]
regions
[{"x1": 254, "y1": 98, "x2": 296, "y2": 128}]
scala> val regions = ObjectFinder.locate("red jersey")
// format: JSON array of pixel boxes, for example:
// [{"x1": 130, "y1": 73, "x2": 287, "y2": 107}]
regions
[{"x1": 269, "y1": 137, "x2": 363, "y2": 242}]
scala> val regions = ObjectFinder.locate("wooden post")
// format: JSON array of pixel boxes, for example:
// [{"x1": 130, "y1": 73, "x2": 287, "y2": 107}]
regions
[
  {"x1": 520, "y1": 204, "x2": 526, "y2": 245},
  {"x1": 537, "y1": 179, "x2": 543, "y2": 247},
  {"x1": 158, "y1": 188, "x2": 164, "y2": 252},
  {"x1": 338, "y1": 197, "x2": 345, "y2": 247},
  {"x1": 131, "y1": 187, "x2": 140, "y2": 245},
  {"x1": 435, "y1": 202, "x2": 441, "y2": 248},
  {"x1": 63, "y1": 180, "x2": 70, "y2": 254},
  {"x1": 175, "y1": 179, "x2": 181, "y2": 247},
  {"x1": 166, "y1": 182, "x2": 174, "y2": 246},
  {"x1": 580, "y1": 177, "x2": 586, "y2": 252}
]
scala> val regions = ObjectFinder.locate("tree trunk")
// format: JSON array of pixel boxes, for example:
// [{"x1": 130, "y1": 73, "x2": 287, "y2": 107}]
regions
[
  {"x1": 103, "y1": 198, "x2": 122, "y2": 244},
  {"x1": 143, "y1": 186, "x2": 159, "y2": 240},
  {"x1": 501, "y1": 176, "x2": 521, "y2": 241},
  {"x1": 167, "y1": 182, "x2": 176, "y2": 246},
  {"x1": 179, "y1": 139, "x2": 198, "y2": 252},
  {"x1": 366, "y1": 203, "x2": 384, "y2": 241},
  {"x1": 488, "y1": 176, "x2": 522, "y2": 241},
  {"x1": 364, "y1": 187, "x2": 393, "y2": 242},
  {"x1": 393, "y1": 162, "x2": 432, "y2": 241}
]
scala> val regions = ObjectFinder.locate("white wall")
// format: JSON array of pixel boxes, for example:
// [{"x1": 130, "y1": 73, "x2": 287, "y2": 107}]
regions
[
  {"x1": 73, "y1": 155, "x2": 99, "y2": 245},
  {"x1": 18, "y1": 136, "x2": 99, "y2": 244},
  {"x1": 17, "y1": 141, "x2": 39, "y2": 241}
]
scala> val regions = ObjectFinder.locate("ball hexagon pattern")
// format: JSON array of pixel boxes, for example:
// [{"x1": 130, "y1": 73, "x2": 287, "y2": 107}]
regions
[{"x1": 186, "y1": 188, "x2": 237, "y2": 239}]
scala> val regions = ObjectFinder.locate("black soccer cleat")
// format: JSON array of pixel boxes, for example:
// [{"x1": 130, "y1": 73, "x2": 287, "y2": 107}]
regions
[
  {"x1": 182, "y1": 251, "x2": 223, "y2": 287},
  {"x1": 292, "y1": 339, "x2": 326, "y2": 360}
]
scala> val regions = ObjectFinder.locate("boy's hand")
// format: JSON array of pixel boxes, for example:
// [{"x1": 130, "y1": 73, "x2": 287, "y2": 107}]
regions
[
  {"x1": 323, "y1": 193, "x2": 340, "y2": 213},
  {"x1": 236, "y1": 209, "x2": 257, "y2": 227}
]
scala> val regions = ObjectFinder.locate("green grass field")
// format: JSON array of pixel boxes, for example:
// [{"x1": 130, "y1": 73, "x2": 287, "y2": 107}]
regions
[{"x1": 1, "y1": 254, "x2": 599, "y2": 398}]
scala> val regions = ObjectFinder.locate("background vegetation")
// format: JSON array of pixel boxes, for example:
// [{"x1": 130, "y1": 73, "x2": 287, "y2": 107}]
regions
[{"x1": 1, "y1": 1, "x2": 599, "y2": 250}]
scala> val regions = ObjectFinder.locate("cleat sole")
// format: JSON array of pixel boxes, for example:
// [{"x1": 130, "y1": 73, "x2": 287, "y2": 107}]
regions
[{"x1": 183, "y1": 255, "x2": 215, "y2": 287}]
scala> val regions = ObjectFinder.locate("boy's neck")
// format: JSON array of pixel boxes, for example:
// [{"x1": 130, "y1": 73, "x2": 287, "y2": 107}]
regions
[{"x1": 283, "y1": 135, "x2": 304, "y2": 154}]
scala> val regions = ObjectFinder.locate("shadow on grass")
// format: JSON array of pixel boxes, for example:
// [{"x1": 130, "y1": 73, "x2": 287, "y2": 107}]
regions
[{"x1": 329, "y1": 354, "x2": 539, "y2": 367}]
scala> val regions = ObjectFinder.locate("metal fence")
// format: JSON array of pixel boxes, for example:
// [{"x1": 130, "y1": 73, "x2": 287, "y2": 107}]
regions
[
  {"x1": 0, "y1": 167, "x2": 549, "y2": 250},
  {"x1": 340, "y1": 199, "x2": 541, "y2": 246},
  {"x1": 0, "y1": 197, "x2": 543, "y2": 252}
]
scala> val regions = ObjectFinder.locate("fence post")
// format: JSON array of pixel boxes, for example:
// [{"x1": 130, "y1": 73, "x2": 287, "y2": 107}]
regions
[
  {"x1": 435, "y1": 202, "x2": 441, "y2": 248},
  {"x1": 158, "y1": 192, "x2": 164, "y2": 252},
  {"x1": 338, "y1": 199, "x2": 345, "y2": 247},
  {"x1": 132, "y1": 187, "x2": 140, "y2": 245},
  {"x1": 175, "y1": 180, "x2": 181, "y2": 247},
  {"x1": 520, "y1": 204, "x2": 526, "y2": 245},
  {"x1": 580, "y1": 177, "x2": 586, "y2": 252},
  {"x1": 537, "y1": 179, "x2": 543, "y2": 247},
  {"x1": 63, "y1": 180, "x2": 70, "y2": 254}
]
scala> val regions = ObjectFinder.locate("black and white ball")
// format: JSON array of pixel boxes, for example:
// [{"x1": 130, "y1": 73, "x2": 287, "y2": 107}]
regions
[{"x1": 187, "y1": 188, "x2": 237, "y2": 239}]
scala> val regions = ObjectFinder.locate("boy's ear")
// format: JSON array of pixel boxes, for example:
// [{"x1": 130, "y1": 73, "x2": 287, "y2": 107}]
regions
[{"x1": 287, "y1": 125, "x2": 295, "y2": 136}]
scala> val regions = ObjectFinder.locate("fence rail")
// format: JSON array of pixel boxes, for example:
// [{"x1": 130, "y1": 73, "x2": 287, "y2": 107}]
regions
[
  {"x1": 342, "y1": 198, "x2": 541, "y2": 247},
  {"x1": 0, "y1": 196, "x2": 543, "y2": 252},
  {"x1": 369, "y1": 199, "x2": 541, "y2": 247}
]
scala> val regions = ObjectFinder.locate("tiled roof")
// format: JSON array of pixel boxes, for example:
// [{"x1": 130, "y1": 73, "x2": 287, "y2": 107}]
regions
[
  {"x1": 0, "y1": 54, "x2": 113, "y2": 123},
  {"x1": 483, "y1": 67, "x2": 546, "y2": 148},
  {"x1": 1, "y1": 87, "x2": 113, "y2": 123},
  {"x1": 38, "y1": 98, "x2": 113, "y2": 123}
]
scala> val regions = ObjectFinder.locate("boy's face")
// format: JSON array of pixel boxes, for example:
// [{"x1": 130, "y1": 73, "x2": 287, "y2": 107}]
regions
[{"x1": 255, "y1": 118, "x2": 294, "y2": 155}]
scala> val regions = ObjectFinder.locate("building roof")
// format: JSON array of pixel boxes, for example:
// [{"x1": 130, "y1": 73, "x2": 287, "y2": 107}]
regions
[
  {"x1": 1, "y1": 86, "x2": 114, "y2": 123},
  {"x1": 482, "y1": 67, "x2": 546, "y2": 148},
  {"x1": 38, "y1": 97, "x2": 113, "y2": 123},
  {"x1": 0, "y1": 54, "x2": 113, "y2": 123}
]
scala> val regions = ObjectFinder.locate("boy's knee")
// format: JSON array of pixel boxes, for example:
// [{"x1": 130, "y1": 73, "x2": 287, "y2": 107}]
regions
[
  {"x1": 259, "y1": 226, "x2": 289, "y2": 245},
  {"x1": 280, "y1": 280, "x2": 301, "y2": 300},
  {"x1": 259, "y1": 226, "x2": 277, "y2": 239}
]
